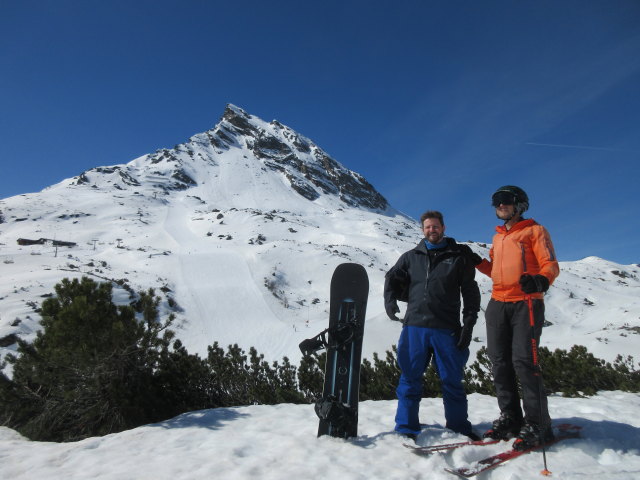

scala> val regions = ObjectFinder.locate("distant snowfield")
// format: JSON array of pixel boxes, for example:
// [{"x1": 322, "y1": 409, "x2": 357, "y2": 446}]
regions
[{"x1": 2, "y1": 391, "x2": 640, "y2": 479}]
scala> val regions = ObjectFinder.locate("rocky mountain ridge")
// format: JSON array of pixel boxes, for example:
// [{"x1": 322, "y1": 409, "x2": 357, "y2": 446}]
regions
[{"x1": 69, "y1": 104, "x2": 389, "y2": 212}]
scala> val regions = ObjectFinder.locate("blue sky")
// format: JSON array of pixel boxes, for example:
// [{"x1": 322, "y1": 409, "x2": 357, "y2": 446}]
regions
[{"x1": 1, "y1": 1, "x2": 639, "y2": 264}]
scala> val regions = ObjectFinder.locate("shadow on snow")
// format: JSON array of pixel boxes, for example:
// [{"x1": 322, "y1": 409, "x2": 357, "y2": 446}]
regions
[{"x1": 148, "y1": 407, "x2": 250, "y2": 431}]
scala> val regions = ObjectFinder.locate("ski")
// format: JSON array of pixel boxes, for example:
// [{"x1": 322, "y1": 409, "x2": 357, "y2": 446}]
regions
[
  {"x1": 444, "y1": 424, "x2": 581, "y2": 478},
  {"x1": 403, "y1": 438, "x2": 501, "y2": 455}
]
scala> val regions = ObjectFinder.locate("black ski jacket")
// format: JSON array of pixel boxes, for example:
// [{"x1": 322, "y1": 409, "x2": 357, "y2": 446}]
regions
[{"x1": 384, "y1": 237, "x2": 480, "y2": 330}]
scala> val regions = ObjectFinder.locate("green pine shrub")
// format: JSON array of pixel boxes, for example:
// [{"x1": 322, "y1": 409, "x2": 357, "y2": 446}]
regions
[
  {"x1": 205, "y1": 343, "x2": 305, "y2": 406},
  {"x1": 463, "y1": 345, "x2": 640, "y2": 397},
  {"x1": 539, "y1": 345, "x2": 640, "y2": 396},
  {"x1": 0, "y1": 277, "x2": 217, "y2": 441},
  {"x1": 296, "y1": 351, "x2": 325, "y2": 401}
]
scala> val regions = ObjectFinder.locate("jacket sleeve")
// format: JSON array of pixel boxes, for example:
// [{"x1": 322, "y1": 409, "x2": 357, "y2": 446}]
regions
[
  {"x1": 460, "y1": 247, "x2": 481, "y2": 319},
  {"x1": 476, "y1": 246, "x2": 493, "y2": 277},
  {"x1": 384, "y1": 254, "x2": 410, "y2": 304},
  {"x1": 531, "y1": 225, "x2": 560, "y2": 285}
]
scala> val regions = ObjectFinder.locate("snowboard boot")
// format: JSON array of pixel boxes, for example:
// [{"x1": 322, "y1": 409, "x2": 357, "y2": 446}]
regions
[
  {"x1": 483, "y1": 412, "x2": 523, "y2": 440},
  {"x1": 512, "y1": 422, "x2": 555, "y2": 451},
  {"x1": 402, "y1": 433, "x2": 418, "y2": 443}
]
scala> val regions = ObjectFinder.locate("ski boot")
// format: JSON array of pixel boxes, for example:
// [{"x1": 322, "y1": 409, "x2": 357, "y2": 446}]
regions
[
  {"x1": 512, "y1": 421, "x2": 555, "y2": 451},
  {"x1": 483, "y1": 412, "x2": 523, "y2": 440}
]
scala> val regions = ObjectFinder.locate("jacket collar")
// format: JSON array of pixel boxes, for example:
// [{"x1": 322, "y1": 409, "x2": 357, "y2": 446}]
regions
[
  {"x1": 496, "y1": 218, "x2": 537, "y2": 234},
  {"x1": 415, "y1": 236, "x2": 458, "y2": 253}
]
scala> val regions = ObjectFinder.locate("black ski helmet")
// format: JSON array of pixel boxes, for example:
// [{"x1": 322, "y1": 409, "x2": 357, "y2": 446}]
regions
[{"x1": 492, "y1": 185, "x2": 529, "y2": 215}]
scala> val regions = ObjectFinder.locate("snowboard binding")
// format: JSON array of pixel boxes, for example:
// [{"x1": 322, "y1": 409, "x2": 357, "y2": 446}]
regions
[
  {"x1": 314, "y1": 395, "x2": 356, "y2": 433},
  {"x1": 299, "y1": 321, "x2": 360, "y2": 356}
]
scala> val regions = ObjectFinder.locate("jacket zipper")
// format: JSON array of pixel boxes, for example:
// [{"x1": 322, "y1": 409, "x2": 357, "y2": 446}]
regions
[{"x1": 424, "y1": 251, "x2": 430, "y2": 301}]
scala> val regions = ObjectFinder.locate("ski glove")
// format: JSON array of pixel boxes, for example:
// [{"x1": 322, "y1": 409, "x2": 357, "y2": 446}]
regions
[
  {"x1": 519, "y1": 274, "x2": 550, "y2": 294},
  {"x1": 456, "y1": 315, "x2": 476, "y2": 350},
  {"x1": 385, "y1": 299, "x2": 401, "y2": 321}
]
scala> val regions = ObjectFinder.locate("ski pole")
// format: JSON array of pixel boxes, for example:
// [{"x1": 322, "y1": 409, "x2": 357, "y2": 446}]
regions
[{"x1": 526, "y1": 294, "x2": 552, "y2": 476}]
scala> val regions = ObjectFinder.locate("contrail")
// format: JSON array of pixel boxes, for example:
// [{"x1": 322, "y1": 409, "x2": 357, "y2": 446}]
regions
[{"x1": 525, "y1": 142, "x2": 638, "y2": 153}]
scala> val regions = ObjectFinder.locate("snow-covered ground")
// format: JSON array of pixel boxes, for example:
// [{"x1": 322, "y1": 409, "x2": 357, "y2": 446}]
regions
[{"x1": 2, "y1": 391, "x2": 639, "y2": 479}]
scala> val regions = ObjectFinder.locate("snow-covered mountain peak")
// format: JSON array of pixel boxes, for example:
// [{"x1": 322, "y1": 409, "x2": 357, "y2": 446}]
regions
[
  {"x1": 211, "y1": 103, "x2": 390, "y2": 211},
  {"x1": 0, "y1": 104, "x2": 419, "y2": 365},
  {"x1": 64, "y1": 104, "x2": 390, "y2": 214}
]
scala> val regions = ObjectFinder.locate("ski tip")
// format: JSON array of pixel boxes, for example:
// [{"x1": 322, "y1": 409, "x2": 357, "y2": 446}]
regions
[
  {"x1": 444, "y1": 468, "x2": 471, "y2": 478},
  {"x1": 409, "y1": 449, "x2": 432, "y2": 457},
  {"x1": 402, "y1": 442, "x2": 431, "y2": 452}
]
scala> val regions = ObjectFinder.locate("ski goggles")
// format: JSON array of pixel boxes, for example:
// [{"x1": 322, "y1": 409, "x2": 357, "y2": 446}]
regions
[{"x1": 491, "y1": 191, "x2": 517, "y2": 207}]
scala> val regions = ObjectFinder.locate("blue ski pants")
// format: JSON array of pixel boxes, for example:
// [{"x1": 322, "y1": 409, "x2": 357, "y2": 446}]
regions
[{"x1": 394, "y1": 325, "x2": 473, "y2": 436}]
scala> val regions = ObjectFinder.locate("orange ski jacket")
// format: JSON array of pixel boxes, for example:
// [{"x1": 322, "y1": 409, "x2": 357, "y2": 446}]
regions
[{"x1": 477, "y1": 218, "x2": 559, "y2": 302}]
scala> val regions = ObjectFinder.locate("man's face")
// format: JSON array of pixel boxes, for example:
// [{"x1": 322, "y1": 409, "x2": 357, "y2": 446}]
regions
[
  {"x1": 495, "y1": 204, "x2": 516, "y2": 222},
  {"x1": 492, "y1": 191, "x2": 520, "y2": 223},
  {"x1": 423, "y1": 217, "x2": 445, "y2": 244}
]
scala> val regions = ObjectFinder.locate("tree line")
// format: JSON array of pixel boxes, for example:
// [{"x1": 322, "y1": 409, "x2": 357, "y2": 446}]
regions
[{"x1": 0, "y1": 277, "x2": 638, "y2": 442}]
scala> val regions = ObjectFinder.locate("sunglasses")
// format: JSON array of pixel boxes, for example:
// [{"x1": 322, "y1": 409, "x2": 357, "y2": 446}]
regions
[{"x1": 491, "y1": 191, "x2": 516, "y2": 207}]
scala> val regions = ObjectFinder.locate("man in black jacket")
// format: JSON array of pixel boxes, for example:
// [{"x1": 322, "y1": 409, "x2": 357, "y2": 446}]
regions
[{"x1": 384, "y1": 210, "x2": 481, "y2": 440}]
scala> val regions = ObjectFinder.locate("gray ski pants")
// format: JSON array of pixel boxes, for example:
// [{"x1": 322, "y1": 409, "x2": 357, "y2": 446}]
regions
[{"x1": 485, "y1": 298, "x2": 551, "y2": 427}]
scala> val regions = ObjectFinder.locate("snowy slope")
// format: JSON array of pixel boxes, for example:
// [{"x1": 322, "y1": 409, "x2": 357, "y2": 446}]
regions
[{"x1": 1, "y1": 104, "x2": 639, "y2": 370}]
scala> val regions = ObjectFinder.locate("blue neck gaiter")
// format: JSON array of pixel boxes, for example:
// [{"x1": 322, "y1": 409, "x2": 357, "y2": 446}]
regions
[{"x1": 425, "y1": 239, "x2": 448, "y2": 250}]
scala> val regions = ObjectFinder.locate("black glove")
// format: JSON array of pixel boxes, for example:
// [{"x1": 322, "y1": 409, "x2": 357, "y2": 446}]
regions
[
  {"x1": 519, "y1": 274, "x2": 550, "y2": 294},
  {"x1": 385, "y1": 299, "x2": 401, "y2": 321},
  {"x1": 456, "y1": 315, "x2": 476, "y2": 350}
]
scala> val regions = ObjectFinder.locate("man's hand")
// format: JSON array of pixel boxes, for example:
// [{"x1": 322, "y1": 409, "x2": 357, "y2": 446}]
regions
[
  {"x1": 385, "y1": 299, "x2": 401, "y2": 321},
  {"x1": 519, "y1": 274, "x2": 550, "y2": 294},
  {"x1": 456, "y1": 324, "x2": 473, "y2": 350},
  {"x1": 457, "y1": 315, "x2": 476, "y2": 350}
]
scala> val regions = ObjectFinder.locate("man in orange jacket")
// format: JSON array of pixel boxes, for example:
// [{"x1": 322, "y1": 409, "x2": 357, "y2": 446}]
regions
[{"x1": 474, "y1": 186, "x2": 559, "y2": 451}]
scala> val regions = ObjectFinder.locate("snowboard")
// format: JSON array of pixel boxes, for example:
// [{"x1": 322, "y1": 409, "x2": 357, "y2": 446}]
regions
[{"x1": 299, "y1": 262, "x2": 369, "y2": 439}]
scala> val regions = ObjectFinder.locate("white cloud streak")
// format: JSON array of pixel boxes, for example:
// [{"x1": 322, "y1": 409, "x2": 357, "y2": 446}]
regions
[{"x1": 525, "y1": 142, "x2": 640, "y2": 154}]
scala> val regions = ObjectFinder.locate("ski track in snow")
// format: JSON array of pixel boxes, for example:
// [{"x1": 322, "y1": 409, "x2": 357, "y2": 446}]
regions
[
  {"x1": 162, "y1": 197, "x2": 290, "y2": 357},
  {"x1": 2, "y1": 392, "x2": 640, "y2": 479}
]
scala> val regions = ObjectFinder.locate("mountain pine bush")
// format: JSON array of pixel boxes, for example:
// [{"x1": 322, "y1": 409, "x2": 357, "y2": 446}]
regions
[
  {"x1": 0, "y1": 277, "x2": 217, "y2": 441},
  {"x1": 205, "y1": 342, "x2": 305, "y2": 406},
  {"x1": 462, "y1": 345, "x2": 640, "y2": 397}
]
